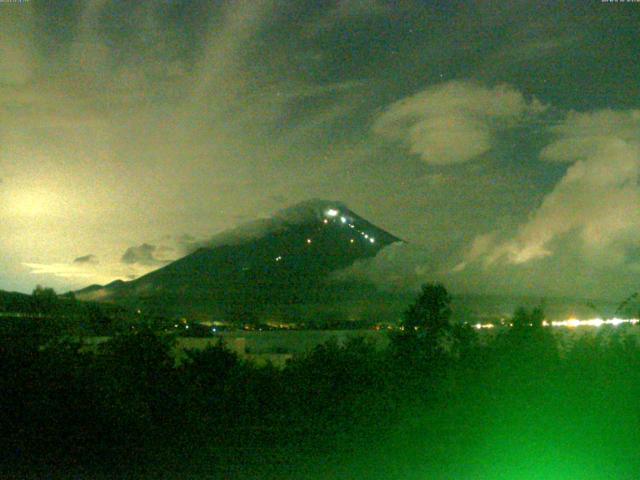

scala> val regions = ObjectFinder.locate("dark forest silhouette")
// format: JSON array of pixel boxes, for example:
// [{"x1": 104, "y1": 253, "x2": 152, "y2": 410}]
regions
[{"x1": 2, "y1": 284, "x2": 640, "y2": 478}]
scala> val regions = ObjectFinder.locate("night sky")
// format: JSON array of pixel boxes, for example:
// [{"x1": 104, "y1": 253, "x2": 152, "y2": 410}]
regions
[{"x1": 1, "y1": 0, "x2": 639, "y2": 299}]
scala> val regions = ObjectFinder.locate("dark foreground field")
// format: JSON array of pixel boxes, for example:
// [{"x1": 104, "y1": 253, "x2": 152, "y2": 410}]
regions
[{"x1": 3, "y1": 321, "x2": 640, "y2": 479}]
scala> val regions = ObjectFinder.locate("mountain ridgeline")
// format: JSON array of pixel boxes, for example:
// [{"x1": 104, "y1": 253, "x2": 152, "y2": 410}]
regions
[{"x1": 76, "y1": 200, "x2": 403, "y2": 323}]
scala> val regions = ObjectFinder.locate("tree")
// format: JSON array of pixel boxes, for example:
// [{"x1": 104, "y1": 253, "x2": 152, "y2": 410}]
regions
[
  {"x1": 512, "y1": 306, "x2": 529, "y2": 329},
  {"x1": 402, "y1": 282, "x2": 452, "y2": 336},
  {"x1": 530, "y1": 306, "x2": 545, "y2": 328},
  {"x1": 31, "y1": 285, "x2": 59, "y2": 314},
  {"x1": 512, "y1": 305, "x2": 545, "y2": 329},
  {"x1": 391, "y1": 283, "x2": 454, "y2": 377}
]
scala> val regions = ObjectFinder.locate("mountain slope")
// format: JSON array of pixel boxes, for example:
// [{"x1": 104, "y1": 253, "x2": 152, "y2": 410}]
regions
[{"x1": 76, "y1": 200, "x2": 403, "y2": 322}]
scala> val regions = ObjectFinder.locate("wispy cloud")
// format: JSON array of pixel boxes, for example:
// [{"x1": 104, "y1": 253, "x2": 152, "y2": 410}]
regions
[
  {"x1": 373, "y1": 81, "x2": 546, "y2": 165},
  {"x1": 23, "y1": 263, "x2": 96, "y2": 279}
]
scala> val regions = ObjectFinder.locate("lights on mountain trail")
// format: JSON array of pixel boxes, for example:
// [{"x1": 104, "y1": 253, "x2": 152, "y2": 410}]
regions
[
  {"x1": 323, "y1": 219, "x2": 328, "y2": 224},
  {"x1": 369, "y1": 237, "x2": 375, "y2": 243},
  {"x1": 340, "y1": 216, "x2": 347, "y2": 223},
  {"x1": 350, "y1": 239, "x2": 354, "y2": 243},
  {"x1": 306, "y1": 238, "x2": 312, "y2": 244},
  {"x1": 325, "y1": 209, "x2": 339, "y2": 217},
  {"x1": 275, "y1": 256, "x2": 282, "y2": 261}
]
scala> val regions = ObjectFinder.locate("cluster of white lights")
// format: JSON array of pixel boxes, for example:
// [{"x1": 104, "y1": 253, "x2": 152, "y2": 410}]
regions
[
  {"x1": 323, "y1": 208, "x2": 376, "y2": 245},
  {"x1": 471, "y1": 317, "x2": 640, "y2": 330},
  {"x1": 548, "y1": 317, "x2": 639, "y2": 328},
  {"x1": 326, "y1": 209, "x2": 339, "y2": 217},
  {"x1": 473, "y1": 323, "x2": 495, "y2": 330}
]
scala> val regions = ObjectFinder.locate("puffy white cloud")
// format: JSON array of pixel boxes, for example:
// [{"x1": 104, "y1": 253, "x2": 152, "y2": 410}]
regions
[
  {"x1": 373, "y1": 81, "x2": 546, "y2": 165},
  {"x1": 541, "y1": 109, "x2": 640, "y2": 163},
  {"x1": 332, "y1": 243, "x2": 436, "y2": 291},
  {"x1": 452, "y1": 233, "x2": 496, "y2": 272},
  {"x1": 469, "y1": 109, "x2": 640, "y2": 267}
]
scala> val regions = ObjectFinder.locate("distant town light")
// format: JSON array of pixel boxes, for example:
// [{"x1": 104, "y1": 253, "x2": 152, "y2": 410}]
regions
[
  {"x1": 306, "y1": 238, "x2": 312, "y2": 244},
  {"x1": 350, "y1": 239, "x2": 354, "y2": 243},
  {"x1": 369, "y1": 237, "x2": 375, "y2": 243},
  {"x1": 323, "y1": 219, "x2": 328, "y2": 224},
  {"x1": 340, "y1": 216, "x2": 347, "y2": 223},
  {"x1": 550, "y1": 317, "x2": 639, "y2": 328},
  {"x1": 325, "y1": 209, "x2": 339, "y2": 217},
  {"x1": 474, "y1": 323, "x2": 495, "y2": 329}
]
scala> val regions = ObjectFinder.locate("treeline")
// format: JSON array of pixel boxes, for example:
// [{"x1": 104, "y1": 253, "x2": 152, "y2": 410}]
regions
[
  {"x1": 3, "y1": 284, "x2": 640, "y2": 478},
  {"x1": 0, "y1": 286, "x2": 164, "y2": 337}
]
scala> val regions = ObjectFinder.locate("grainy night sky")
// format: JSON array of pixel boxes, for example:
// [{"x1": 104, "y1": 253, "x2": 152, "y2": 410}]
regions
[{"x1": 1, "y1": 0, "x2": 639, "y2": 298}]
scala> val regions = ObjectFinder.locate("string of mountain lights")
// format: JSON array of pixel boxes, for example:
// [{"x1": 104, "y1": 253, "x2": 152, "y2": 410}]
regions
[
  {"x1": 321, "y1": 208, "x2": 375, "y2": 243},
  {"x1": 273, "y1": 207, "x2": 377, "y2": 264}
]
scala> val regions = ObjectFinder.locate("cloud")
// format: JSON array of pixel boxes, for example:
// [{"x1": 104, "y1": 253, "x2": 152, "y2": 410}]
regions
[
  {"x1": 373, "y1": 81, "x2": 546, "y2": 165},
  {"x1": 332, "y1": 242, "x2": 436, "y2": 292},
  {"x1": 468, "y1": 109, "x2": 640, "y2": 268},
  {"x1": 73, "y1": 254, "x2": 98, "y2": 264},
  {"x1": 23, "y1": 263, "x2": 95, "y2": 279},
  {"x1": 120, "y1": 243, "x2": 166, "y2": 267},
  {"x1": 190, "y1": 199, "x2": 348, "y2": 249},
  {"x1": 452, "y1": 233, "x2": 496, "y2": 272},
  {"x1": 541, "y1": 110, "x2": 640, "y2": 163}
]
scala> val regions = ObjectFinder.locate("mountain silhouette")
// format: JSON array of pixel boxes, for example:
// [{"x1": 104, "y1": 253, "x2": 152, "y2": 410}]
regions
[{"x1": 76, "y1": 200, "x2": 403, "y2": 323}]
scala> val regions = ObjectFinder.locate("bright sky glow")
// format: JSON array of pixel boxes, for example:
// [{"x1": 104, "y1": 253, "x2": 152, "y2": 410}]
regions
[{"x1": 10, "y1": 189, "x2": 60, "y2": 217}]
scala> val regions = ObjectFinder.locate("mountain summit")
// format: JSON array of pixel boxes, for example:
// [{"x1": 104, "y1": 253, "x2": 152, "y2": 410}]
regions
[{"x1": 76, "y1": 200, "x2": 402, "y2": 323}]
